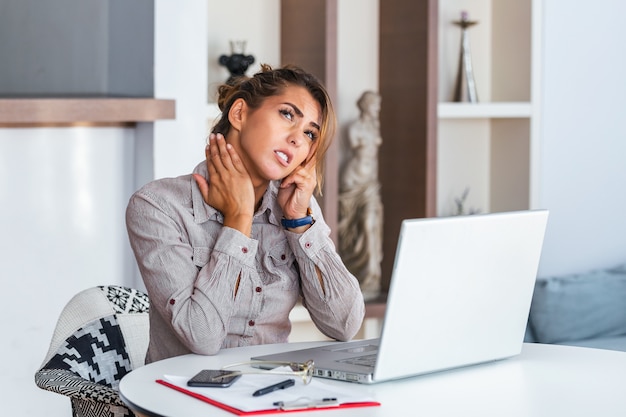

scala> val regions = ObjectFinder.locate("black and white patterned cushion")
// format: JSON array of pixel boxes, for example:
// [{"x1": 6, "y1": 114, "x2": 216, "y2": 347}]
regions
[
  {"x1": 43, "y1": 315, "x2": 132, "y2": 389},
  {"x1": 36, "y1": 285, "x2": 150, "y2": 417},
  {"x1": 35, "y1": 369, "x2": 126, "y2": 406},
  {"x1": 99, "y1": 286, "x2": 149, "y2": 315}
]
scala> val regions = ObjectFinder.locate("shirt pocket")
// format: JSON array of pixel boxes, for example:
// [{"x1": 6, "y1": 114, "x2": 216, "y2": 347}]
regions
[{"x1": 263, "y1": 241, "x2": 298, "y2": 290}]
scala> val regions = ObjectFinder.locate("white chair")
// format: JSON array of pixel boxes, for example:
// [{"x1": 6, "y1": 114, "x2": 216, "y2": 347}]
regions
[{"x1": 35, "y1": 285, "x2": 149, "y2": 417}]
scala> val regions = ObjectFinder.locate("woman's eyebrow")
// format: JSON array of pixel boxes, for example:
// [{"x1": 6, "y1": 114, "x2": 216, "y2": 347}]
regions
[
  {"x1": 284, "y1": 102, "x2": 321, "y2": 132},
  {"x1": 310, "y1": 121, "x2": 321, "y2": 131}
]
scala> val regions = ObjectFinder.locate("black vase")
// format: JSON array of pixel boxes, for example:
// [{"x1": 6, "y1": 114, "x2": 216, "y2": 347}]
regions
[{"x1": 219, "y1": 42, "x2": 255, "y2": 85}]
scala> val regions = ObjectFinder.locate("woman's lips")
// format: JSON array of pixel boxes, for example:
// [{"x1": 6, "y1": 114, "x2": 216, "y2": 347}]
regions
[{"x1": 275, "y1": 150, "x2": 290, "y2": 166}]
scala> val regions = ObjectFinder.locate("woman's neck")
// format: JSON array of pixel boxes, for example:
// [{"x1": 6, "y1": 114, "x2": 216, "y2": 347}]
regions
[
  {"x1": 253, "y1": 182, "x2": 269, "y2": 212},
  {"x1": 225, "y1": 132, "x2": 269, "y2": 211}
]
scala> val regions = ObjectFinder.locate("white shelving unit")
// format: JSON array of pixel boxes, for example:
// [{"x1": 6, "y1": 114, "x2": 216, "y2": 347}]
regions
[
  {"x1": 436, "y1": 0, "x2": 541, "y2": 216},
  {"x1": 438, "y1": 102, "x2": 532, "y2": 119}
]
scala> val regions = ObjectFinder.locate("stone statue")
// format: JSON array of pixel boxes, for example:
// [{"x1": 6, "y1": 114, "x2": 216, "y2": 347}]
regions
[{"x1": 338, "y1": 91, "x2": 383, "y2": 301}]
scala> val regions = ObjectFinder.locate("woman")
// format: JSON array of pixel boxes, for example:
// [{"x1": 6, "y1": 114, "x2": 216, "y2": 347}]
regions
[{"x1": 126, "y1": 64, "x2": 365, "y2": 363}]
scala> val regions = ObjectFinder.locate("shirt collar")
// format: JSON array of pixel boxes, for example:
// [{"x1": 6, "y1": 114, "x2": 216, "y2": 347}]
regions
[{"x1": 191, "y1": 161, "x2": 283, "y2": 227}]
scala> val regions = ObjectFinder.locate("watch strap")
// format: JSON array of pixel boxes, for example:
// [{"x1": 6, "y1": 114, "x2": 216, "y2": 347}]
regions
[
  {"x1": 281, "y1": 216, "x2": 314, "y2": 229},
  {"x1": 281, "y1": 208, "x2": 315, "y2": 229}
]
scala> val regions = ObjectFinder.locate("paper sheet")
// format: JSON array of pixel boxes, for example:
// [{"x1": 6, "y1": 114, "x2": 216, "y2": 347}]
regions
[{"x1": 162, "y1": 368, "x2": 377, "y2": 413}]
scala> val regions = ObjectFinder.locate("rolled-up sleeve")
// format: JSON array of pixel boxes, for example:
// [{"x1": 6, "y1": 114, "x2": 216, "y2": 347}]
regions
[{"x1": 284, "y1": 202, "x2": 365, "y2": 341}]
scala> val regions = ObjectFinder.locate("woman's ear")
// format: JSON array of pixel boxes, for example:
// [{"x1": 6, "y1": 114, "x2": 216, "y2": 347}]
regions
[{"x1": 228, "y1": 98, "x2": 246, "y2": 132}]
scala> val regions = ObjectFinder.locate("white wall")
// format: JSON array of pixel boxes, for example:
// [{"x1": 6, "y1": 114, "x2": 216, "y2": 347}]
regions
[
  {"x1": 152, "y1": 1, "x2": 210, "y2": 180},
  {"x1": 1, "y1": 127, "x2": 138, "y2": 416},
  {"x1": 337, "y1": 0, "x2": 380, "y2": 168},
  {"x1": 537, "y1": 0, "x2": 626, "y2": 276}
]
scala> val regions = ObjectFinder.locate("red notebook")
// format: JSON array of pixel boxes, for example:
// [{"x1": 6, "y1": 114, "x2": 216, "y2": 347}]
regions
[{"x1": 156, "y1": 376, "x2": 381, "y2": 415}]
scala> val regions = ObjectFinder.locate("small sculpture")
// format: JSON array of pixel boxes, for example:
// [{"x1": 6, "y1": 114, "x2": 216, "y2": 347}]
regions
[
  {"x1": 453, "y1": 11, "x2": 479, "y2": 103},
  {"x1": 338, "y1": 91, "x2": 384, "y2": 301},
  {"x1": 219, "y1": 41, "x2": 255, "y2": 84}
]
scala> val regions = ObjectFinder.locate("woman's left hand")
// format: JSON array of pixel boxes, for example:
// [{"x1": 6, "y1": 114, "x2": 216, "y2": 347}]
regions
[{"x1": 277, "y1": 153, "x2": 317, "y2": 220}]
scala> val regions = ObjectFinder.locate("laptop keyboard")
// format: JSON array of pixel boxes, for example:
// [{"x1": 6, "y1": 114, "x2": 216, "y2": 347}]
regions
[{"x1": 339, "y1": 353, "x2": 378, "y2": 367}]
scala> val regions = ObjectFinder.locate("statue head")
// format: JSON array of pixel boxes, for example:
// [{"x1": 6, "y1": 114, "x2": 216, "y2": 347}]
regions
[{"x1": 357, "y1": 91, "x2": 381, "y2": 117}]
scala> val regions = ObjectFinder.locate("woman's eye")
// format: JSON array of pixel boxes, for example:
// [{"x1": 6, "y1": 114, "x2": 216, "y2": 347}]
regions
[
  {"x1": 280, "y1": 109, "x2": 294, "y2": 120},
  {"x1": 305, "y1": 130, "x2": 318, "y2": 141}
]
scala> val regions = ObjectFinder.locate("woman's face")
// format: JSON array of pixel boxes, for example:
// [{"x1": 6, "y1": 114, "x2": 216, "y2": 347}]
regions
[{"x1": 236, "y1": 85, "x2": 322, "y2": 183}]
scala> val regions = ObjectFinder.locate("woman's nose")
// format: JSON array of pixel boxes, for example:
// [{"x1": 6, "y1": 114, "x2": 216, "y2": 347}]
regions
[{"x1": 288, "y1": 130, "x2": 302, "y2": 146}]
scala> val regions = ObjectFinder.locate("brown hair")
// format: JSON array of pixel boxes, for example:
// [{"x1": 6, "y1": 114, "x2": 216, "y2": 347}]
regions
[{"x1": 212, "y1": 64, "x2": 336, "y2": 193}]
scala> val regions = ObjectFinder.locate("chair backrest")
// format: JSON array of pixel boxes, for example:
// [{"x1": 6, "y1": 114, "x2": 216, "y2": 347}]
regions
[
  {"x1": 36, "y1": 285, "x2": 149, "y2": 416},
  {"x1": 40, "y1": 285, "x2": 150, "y2": 384}
]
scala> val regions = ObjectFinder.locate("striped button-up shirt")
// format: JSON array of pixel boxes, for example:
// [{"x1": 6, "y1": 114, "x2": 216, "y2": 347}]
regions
[{"x1": 126, "y1": 161, "x2": 365, "y2": 363}]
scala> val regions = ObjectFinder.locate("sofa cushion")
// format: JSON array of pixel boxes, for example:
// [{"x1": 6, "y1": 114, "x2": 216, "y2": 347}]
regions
[
  {"x1": 555, "y1": 335, "x2": 626, "y2": 351},
  {"x1": 529, "y1": 265, "x2": 626, "y2": 344}
]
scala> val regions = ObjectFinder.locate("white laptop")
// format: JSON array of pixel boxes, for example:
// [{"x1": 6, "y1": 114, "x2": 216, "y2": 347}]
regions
[{"x1": 252, "y1": 210, "x2": 549, "y2": 384}]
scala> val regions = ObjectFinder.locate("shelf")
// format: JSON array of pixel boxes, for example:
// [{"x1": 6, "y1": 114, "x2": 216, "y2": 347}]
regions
[
  {"x1": 0, "y1": 98, "x2": 176, "y2": 126},
  {"x1": 436, "y1": 0, "x2": 537, "y2": 217},
  {"x1": 438, "y1": 102, "x2": 532, "y2": 119}
]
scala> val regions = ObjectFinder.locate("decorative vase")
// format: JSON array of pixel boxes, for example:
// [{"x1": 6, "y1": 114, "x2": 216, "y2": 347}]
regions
[
  {"x1": 453, "y1": 11, "x2": 479, "y2": 103},
  {"x1": 219, "y1": 40, "x2": 255, "y2": 85}
]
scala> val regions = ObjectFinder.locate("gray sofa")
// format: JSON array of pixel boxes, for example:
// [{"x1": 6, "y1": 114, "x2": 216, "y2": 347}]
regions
[{"x1": 525, "y1": 263, "x2": 626, "y2": 352}]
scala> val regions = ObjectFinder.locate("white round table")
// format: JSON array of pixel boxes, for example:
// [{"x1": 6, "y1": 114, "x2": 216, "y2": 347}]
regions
[{"x1": 120, "y1": 341, "x2": 626, "y2": 416}]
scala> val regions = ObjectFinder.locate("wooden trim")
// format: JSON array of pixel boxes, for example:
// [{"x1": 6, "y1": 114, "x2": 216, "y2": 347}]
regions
[
  {"x1": 0, "y1": 98, "x2": 175, "y2": 125},
  {"x1": 379, "y1": 0, "x2": 438, "y2": 291},
  {"x1": 425, "y1": 0, "x2": 439, "y2": 218},
  {"x1": 0, "y1": 122, "x2": 137, "y2": 128},
  {"x1": 322, "y1": 0, "x2": 339, "y2": 244}
]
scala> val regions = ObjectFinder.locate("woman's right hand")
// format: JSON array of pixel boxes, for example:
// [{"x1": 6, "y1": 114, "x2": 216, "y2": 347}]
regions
[{"x1": 193, "y1": 133, "x2": 255, "y2": 236}]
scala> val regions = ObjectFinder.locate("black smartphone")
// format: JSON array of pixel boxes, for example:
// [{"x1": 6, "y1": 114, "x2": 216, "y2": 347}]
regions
[{"x1": 187, "y1": 369, "x2": 242, "y2": 388}]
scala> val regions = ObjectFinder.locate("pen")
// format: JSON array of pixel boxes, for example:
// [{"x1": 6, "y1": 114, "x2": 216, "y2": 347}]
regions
[
  {"x1": 273, "y1": 397, "x2": 340, "y2": 410},
  {"x1": 252, "y1": 378, "x2": 295, "y2": 397}
]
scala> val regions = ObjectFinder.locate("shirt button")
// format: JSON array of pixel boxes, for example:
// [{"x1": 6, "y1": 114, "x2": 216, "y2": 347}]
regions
[
  {"x1": 169, "y1": 299, "x2": 175, "y2": 305},
  {"x1": 305, "y1": 242, "x2": 312, "y2": 249},
  {"x1": 248, "y1": 320, "x2": 255, "y2": 327},
  {"x1": 281, "y1": 254, "x2": 286, "y2": 260},
  {"x1": 255, "y1": 287, "x2": 262, "y2": 293},
  {"x1": 242, "y1": 247, "x2": 248, "y2": 254}
]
